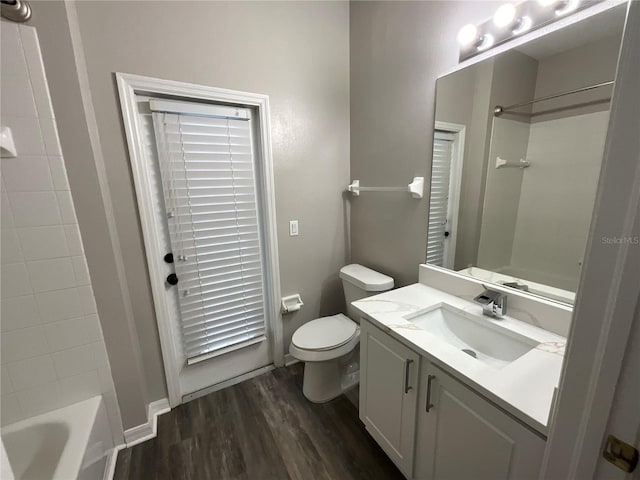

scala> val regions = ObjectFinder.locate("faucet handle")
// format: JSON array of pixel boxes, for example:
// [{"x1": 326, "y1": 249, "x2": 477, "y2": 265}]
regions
[
  {"x1": 473, "y1": 289, "x2": 507, "y2": 318},
  {"x1": 473, "y1": 289, "x2": 501, "y2": 305}
]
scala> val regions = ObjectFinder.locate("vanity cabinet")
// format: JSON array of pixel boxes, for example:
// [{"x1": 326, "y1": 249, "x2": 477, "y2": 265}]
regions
[
  {"x1": 359, "y1": 320, "x2": 420, "y2": 478},
  {"x1": 414, "y1": 362, "x2": 546, "y2": 480},
  {"x1": 359, "y1": 319, "x2": 546, "y2": 480}
]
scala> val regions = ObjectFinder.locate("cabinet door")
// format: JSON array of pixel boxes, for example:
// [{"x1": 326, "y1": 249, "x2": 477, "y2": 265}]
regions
[
  {"x1": 360, "y1": 320, "x2": 420, "y2": 477},
  {"x1": 415, "y1": 363, "x2": 545, "y2": 480}
]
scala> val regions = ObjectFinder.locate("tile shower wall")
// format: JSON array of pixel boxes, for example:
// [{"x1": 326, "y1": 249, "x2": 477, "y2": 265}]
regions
[{"x1": 0, "y1": 22, "x2": 122, "y2": 438}]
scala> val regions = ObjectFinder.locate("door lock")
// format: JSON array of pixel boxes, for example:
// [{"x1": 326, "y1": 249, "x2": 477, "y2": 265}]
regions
[{"x1": 603, "y1": 434, "x2": 638, "y2": 473}]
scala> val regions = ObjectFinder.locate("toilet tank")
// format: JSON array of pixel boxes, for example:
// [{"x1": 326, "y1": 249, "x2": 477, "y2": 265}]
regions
[{"x1": 339, "y1": 264, "x2": 394, "y2": 320}]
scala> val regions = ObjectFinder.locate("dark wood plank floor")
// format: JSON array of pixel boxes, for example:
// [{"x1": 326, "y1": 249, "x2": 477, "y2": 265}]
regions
[{"x1": 114, "y1": 364, "x2": 405, "y2": 480}]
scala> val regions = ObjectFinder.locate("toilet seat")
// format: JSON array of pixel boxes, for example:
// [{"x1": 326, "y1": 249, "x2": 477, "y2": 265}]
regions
[
  {"x1": 289, "y1": 314, "x2": 360, "y2": 362},
  {"x1": 292, "y1": 314, "x2": 357, "y2": 351}
]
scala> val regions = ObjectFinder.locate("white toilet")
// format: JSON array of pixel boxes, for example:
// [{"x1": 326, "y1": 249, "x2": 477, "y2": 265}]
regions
[{"x1": 289, "y1": 264, "x2": 394, "y2": 403}]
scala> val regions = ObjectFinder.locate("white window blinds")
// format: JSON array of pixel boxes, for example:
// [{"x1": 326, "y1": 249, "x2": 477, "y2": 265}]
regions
[
  {"x1": 151, "y1": 100, "x2": 267, "y2": 364},
  {"x1": 426, "y1": 133, "x2": 454, "y2": 266}
]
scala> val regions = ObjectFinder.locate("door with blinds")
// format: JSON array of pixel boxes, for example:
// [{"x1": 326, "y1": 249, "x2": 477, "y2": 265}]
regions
[
  {"x1": 426, "y1": 131, "x2": 457, "y2": 268},
  {"x1": 141, "y1": 98, "x2": 272, "y2": 399}
]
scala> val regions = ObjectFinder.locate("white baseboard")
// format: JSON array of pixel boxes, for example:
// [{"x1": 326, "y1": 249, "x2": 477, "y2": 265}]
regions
[
  {"x1": 123, "y1": 398, "x2": 170, "y2": 448},
  {"x1": 103, "y1": 443, "x2": 125, "y2": 480},
  {"x1": 284, "y1": 353, "x2": 299, "y2": 366}
]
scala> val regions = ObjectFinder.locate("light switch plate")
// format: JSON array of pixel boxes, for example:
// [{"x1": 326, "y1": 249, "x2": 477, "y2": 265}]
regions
[{"x1": 289, "y1": 220, "x2": 299, "y2": 236}]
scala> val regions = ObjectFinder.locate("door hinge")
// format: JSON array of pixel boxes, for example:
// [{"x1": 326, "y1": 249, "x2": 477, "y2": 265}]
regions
[{"x1": 603, "y1": 434, "x2": 638, "y2": 473}]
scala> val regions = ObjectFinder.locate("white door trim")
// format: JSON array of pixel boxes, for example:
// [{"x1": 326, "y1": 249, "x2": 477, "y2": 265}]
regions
[
  {"x1": 541, "y1": 2, "x2": 640, "y2": 478},
  {"x1": 433, "y1": 121, "x2": 465, "y2": 270},
  {"x1": 116, "y1": 73, "x2": 283, "y2": 407}
]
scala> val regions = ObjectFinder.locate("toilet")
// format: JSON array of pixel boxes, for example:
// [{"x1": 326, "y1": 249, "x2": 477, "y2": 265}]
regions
[{"x1": 289, "y1": 264, "x2": 394, "y2": 403}]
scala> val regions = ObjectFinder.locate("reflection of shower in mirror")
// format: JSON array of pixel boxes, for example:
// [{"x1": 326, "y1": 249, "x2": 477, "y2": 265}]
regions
[{"x1": 427, "y1": 2, "x2": 626, "y2": 305}]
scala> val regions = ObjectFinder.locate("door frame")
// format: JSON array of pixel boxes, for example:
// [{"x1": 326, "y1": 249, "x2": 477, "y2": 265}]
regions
[
  {"x1": 116, "y1": 73, "x2": 283, "y2": 407},
  {"x1": 540, "y1": 2, "x2": 640, "y2": 478},
  {"x1": 433, "y1": 121, "x2": 465, "y2": 270},
  {"x1": 433, "y1": 1, "x2": 636, "y2": 477}
]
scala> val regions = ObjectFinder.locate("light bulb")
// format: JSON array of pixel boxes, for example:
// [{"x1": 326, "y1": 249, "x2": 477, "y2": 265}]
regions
[
  {"x1": 476, "y1": 34, "x2": 495, "y2": 52},
  {"x1": 512, "y1": 16, "x2": 532, "y2": 35},
  {"x1": 493, "y1": 3, "x2": 517, "y2": 28},
  {"x1": 457, "y1": 24, "x2": 478, "y2": 47},
  {"x1": 555, "y1": 0, "x2": 580, "y2": 16}
]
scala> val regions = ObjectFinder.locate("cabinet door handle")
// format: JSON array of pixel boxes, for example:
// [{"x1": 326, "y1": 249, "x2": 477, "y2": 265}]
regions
[
  {"x1": 404, "y1": 359, "x2": 414, "y2": 394},
  {"x1": 426, "y1": 374, "x2": 436, "y2": 412}
]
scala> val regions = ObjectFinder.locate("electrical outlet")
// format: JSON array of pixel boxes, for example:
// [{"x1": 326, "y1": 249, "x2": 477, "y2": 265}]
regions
[{"x1": 289, "y1": 220, "x2": 299, "y2": 236}]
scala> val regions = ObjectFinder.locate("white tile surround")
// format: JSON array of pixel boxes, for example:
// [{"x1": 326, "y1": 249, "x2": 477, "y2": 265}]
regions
[{"x1": 0, "y1": 21, "x2": 123, "y2": 440}]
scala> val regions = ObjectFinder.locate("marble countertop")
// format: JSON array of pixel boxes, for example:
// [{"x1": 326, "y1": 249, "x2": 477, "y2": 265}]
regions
[{"x1": 352, "y1": 283, "x2": 566, "y2": 435}]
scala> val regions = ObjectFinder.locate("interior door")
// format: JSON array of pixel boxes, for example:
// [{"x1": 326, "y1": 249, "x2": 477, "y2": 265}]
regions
[
  {"x1": 427, "y1": 131, "x2": 456, "y2": 268},
  {"x1": 137, "y1": 95, "x2": 272, "y2": 402},
  {"x1": 594, "y1": 296, "x2": 640, "y2": 479}
]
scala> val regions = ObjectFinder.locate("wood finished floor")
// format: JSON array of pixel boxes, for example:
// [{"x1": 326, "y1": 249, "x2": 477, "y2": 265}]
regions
[{"x1": 114, "y1": 364, "x2": 405, "y2": 480}]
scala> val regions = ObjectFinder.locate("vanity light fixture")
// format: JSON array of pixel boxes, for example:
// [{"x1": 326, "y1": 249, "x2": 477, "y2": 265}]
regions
[
  {"x1": 493, "y1": 3, "x2": 517, "y2": 28},
  {"x1": 512, "y1": 15, "x2": 533, "y2": 35},
  {"x1": 457, "y1": 0, "x2": 604, "y2": 61},
  {"x1": 457, "y1": 23, "x2": 478, "y2": 47},
  {"x1": 555, "y1": 0, "x2": 581, "y2": 16},
  {"x1": 476, "y1": 34, "x2": 495, "y2": 51}
]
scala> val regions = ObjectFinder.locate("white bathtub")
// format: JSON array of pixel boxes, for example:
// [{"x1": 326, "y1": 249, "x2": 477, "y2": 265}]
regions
[{"x1": 1, "y1": 396, "x2": 114, "y2": 480}]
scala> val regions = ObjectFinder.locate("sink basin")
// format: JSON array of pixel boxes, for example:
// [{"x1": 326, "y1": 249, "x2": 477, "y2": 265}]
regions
[{"x1": 404, "y1": 304, "x2": 539, "y2": 369}]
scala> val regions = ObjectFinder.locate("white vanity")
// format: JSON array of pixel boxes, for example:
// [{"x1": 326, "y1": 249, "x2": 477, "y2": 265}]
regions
[
  {"x1": 353, "y1": 266, "x2": 566, "y2": 480},
  {"x1": 351, "y1": 2, "x2": 627, "y2": 477}
]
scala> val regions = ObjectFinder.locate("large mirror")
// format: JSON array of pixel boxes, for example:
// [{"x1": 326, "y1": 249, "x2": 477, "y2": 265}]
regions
[{"x1": 427, "y1": 4, "x2": 627, "y2": 305}]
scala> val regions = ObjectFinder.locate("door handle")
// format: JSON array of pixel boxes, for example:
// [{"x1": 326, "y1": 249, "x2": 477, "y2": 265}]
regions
[
  {"x1": 426, "y1": 374, "x2": 436, "y2": 412},
  {"x1": 404, "y1": 359, "x2": 414, "y2": 394},
  {"x1": 166, "y1": 273, "x2": 179, "y2": 285}
]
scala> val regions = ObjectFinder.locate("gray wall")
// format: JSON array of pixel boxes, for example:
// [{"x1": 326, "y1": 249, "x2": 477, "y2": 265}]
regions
[
  {"x1": 30, "y1": 0, "x2": 350, "y2": 415},
  {"x1": 350, "y1": 1, "x2": 498, "y2": 286}
]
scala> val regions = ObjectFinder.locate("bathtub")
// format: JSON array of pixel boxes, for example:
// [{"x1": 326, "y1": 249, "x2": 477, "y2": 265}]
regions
[{"x1": 1, "y1": 396, "x2": 114, "y2": 480}]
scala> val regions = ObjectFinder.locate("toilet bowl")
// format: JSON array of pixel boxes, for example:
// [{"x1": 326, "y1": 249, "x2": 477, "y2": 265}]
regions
[{"x1": 289, "y1": 264, "x2": 394, "y2": 403}]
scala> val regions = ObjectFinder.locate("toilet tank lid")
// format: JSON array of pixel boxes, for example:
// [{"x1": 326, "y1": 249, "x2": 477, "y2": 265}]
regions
[{"x1": 339, "y1": 264, "x2": 394, "y2": 292}]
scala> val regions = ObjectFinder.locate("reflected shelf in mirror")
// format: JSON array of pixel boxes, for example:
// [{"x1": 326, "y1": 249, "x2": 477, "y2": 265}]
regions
[
  {"x1": 495, "y1": 157, "x2": 531, "y2": 169},
  {"x1": 425, "y1": 2, "x2": 626, "y2": 306}
]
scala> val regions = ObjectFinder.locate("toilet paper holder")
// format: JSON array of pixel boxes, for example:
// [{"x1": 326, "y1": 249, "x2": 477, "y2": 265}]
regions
[{"x1": 281, "y1": 294, "x2": 304, "y2": 314}]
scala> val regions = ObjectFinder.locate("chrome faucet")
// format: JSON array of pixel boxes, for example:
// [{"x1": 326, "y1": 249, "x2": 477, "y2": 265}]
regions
[{"x1": 473, "y1": 288, "x2": 507, "y2": 318}]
